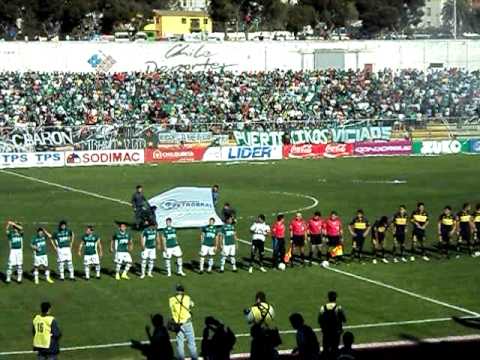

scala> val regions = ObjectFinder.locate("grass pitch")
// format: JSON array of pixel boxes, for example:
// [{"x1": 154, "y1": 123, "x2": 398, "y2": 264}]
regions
[{"x1": 1, "y1": 156, "x2": 480, "y2": 359}]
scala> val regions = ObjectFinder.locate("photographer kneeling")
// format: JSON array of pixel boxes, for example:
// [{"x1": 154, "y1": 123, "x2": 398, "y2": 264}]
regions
[{"x1": 244, "y1": 292, "x2": 281, "y2": 360}]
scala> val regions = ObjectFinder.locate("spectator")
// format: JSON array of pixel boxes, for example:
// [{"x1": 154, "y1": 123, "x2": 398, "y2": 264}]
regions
[
  {"x1": 318, "y1": 291, "x2": 347, "y2": 360},
  {"x1": 289, "y1": 313, "x2": 320, "y2": 360},
  {"x1": 168, "y1": 284, "x2": 198, "y2": 360},
  {"x1": 131, "y1": 313, "x2": 174, "y2": 360},
  {"x1": 337, "y1": 332, "x2": 356, "y2": 360},
  {"x1": 201, "y1": 316, "x2": 236, "y2": 360},
  {"x1": 33, "y1": 302, "x2": 61, "y2": 360}
]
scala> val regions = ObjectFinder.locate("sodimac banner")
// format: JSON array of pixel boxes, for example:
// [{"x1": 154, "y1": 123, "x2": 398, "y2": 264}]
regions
[
  {"x1": 65, "y1": 149, "x2": 144, "y2": 166},
  {"x1": 353, "y1": 140, "x2": 412, "y2": 156},
  {"x1": 144, "y1": 146, "x2": 208, "y2": 163},
  {"x1": 283, "y1": 143, "x2": 353, "y2": 158}
]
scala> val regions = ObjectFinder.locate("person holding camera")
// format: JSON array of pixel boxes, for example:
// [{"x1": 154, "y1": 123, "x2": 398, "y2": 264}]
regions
[
  {"x1": 245, "y1": 292, "x2": 281, "y2": 360},
  {"x1": 168, "y1": 284, "x2": 198, "y2": 360}
]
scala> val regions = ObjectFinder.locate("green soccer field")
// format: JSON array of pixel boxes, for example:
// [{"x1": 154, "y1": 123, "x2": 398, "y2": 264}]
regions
[{"x1": 1, "y1": 156, "x2": 480, "y2": 360}]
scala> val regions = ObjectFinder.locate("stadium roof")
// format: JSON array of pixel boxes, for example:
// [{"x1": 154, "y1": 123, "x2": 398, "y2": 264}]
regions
[{"x1": 153, "y1": 10, "x2": 209, "y2": 17}]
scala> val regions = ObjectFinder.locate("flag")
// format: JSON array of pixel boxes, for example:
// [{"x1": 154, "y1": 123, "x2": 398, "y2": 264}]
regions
[{"x1": 330, "y1": 245, "x2": 344, "y2": 258}]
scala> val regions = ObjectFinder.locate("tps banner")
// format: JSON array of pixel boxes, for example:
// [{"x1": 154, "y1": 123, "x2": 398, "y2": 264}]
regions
[
  {"x1": 65, "y1": 149, "x2": 144, "y2": 166},
  {"x1": 282, "y1": 143, "x2": 353, "y2": 158},
  {"x1": 0, "y1": 152, "x2": 65, "y2": 169},
  {"x1": 353, "y1": 140, "x2": 412, "y2": 156},
  {"x1": 144, "y1": 146, "x2": 208, "y2": 163},
  {"x1": 149, "y1": 187, "x2": 223, "y2": 228},
  {"x1": 234, "y1": 127, "x2": 392, "y2": 146},
  {"x1": 412, "y1": 140, "x2": 470, "y2": 155}
]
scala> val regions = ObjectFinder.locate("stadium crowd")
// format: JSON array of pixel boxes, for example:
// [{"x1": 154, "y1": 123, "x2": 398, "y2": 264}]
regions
[{"x1": 0, "y1": 68, "x2": 479, "y2": 129}]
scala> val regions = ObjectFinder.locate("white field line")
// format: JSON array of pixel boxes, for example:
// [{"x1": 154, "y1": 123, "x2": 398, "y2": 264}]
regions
[
  {"x1": 2, "y1": 171, "x2": 480, "y2": 349},
  {"x1": 0, "y1": 170, "x2": 130, "y2": 206},
  {"x1": 1, "y1": 316, "x2": 478, "y2": 356}
]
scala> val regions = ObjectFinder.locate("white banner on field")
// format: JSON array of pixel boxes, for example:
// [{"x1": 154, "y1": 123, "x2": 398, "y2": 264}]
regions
[
  {"x1": 64, "y1": 150, "x2": 144, "y2": 167},
  {"x1": 0, "y1": 152, "x2": 65, "y2": 169},
  {"x1": 149, "y1": 187, "x2": 223, "y2": 229}
]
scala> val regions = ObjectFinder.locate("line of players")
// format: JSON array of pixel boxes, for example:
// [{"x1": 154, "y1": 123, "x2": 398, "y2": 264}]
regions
[
  {"x1": 5, "y1": 216, "x2": 238, "y2": 284},
  {"x1": 5, "y1": 202, "x2": 480, "y2": 283},
  {"x1": 273, "y1": 202, "x2": 480, "y2": 267}
]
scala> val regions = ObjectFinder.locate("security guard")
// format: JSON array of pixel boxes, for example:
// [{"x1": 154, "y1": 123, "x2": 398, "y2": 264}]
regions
[
  {"x1": 438, "y1": 206, "x2": 456, "y2": 259},
  {"x1": 410, "y1": 202, "x2": 430, "y2": 261},
  {"x1": 33, "y1": 302, "x2": 61, "y2": 360},
  {"x1": 474, "y1": 204, "x2": 480, "y2": 256},
  {"x1": 169, "y1": 284, "x2": 198, "y2": 360},
  {"x1": 245, "y1": 291, "x2": 275, "y2": 328},
  {"x1": 348, "y1": 210, "x2": 371, "y2": 262},
  {"x1": 456, "y1": 203, "x2": 474, "y2": 256}
]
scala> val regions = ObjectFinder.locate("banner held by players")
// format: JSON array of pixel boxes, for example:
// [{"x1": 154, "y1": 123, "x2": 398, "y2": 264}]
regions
[{"x1": 149, "y1": 187, "x2": 223, "y2": 228}]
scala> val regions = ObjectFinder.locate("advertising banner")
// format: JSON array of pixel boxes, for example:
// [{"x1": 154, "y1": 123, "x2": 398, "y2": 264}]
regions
[
  {"x1": 144, "y1": 146, "x2": 208, "y2": 163},
  {"x1": 149, "y1": 187, "x2": 223, "y2": 228},
  {"x1": 220, "y1": 146, "x2": 283, "y2": 161},
  {"x1": 234, "y1": 127, "x2": 392, "y2": 146},
  {"x1": 412, "y1": 140, "x2": 470, "y2": 155},
  {"x1": 65, "y1": 150, "x2": 144, "y2": 167},
  {"x1": 469, "y1": 139, "x2": 480, "y2": 153},
  {"x1": 0, "y1": 152, "x2": 65, "y2": 169},
  {"x1": 282, "y1": 143, "x2": 353, "y2": 158},
  {"x1": 353, "y1": 140, "x2": 412, "y2": 156}
]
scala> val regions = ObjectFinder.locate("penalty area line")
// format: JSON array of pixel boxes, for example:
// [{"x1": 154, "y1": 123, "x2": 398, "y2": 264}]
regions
[{"x1": 0, "y1": 316, "x2": 477, "y2": 356}]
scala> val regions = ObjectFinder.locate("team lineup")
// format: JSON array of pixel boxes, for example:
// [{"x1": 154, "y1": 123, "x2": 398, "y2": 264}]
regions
[{"x1": 5, "y1": 202, "x2": 480, "y2": 284}]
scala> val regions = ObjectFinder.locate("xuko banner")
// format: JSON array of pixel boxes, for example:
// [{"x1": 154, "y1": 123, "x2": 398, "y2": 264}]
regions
[{"x1": 149, "y1": 187, "x2": 223, "y2": 229}]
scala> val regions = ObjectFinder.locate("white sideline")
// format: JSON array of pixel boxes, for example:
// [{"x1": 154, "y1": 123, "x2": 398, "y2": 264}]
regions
[
  {"x1": 1, "y1": 170, "x2": 480, "y2": 351},
  {"x1": 0, "y1": 317, "x2": 478, "y2": 356}
]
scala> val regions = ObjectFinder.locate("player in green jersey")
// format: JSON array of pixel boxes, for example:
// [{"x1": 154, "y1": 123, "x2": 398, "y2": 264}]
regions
[
  {"x1": 110, "y1": 223, "x2": 133, "y2": 280},
  {"x1": 199, "y1": 218, "x2": 219, "y2": 274},
  {"x1": 219, "y1": 217, "x2": 238, "y2": 273},
  {"x1": 140, "y1": 221, "x2": 160, "y2": 279},
  {"x1": 78, "y1": 226, "x2": 103, "y2": 280},
  {"x1": 31, "y1": 228, "x2": 54, "y2": 284},
  {"x1": 51, "y1": 220, "x2": 75, "y2": 281},
  {"x1": 161, "y1": 218, "x2": 185, "y2": 277},
  {"x1": 6, "y1": 220, "x2": 24, "y2": 283}
]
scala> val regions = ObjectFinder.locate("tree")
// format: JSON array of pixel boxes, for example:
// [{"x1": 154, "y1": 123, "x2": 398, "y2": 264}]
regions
[
  {"x1": 300, "y1": 0, "x2": 358, "y2": 30},
  {"x1": 286, "y1": 4, "x2": 316, "y2": 38},
  {"x1": 442, "y1": 0, "x2": 473, "y2": 36},
  {"x1": 209, "y1": 0, "x2": 239, "y2": 39}
]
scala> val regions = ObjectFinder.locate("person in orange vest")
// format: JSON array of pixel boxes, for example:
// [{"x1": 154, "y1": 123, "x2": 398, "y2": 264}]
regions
[
  {"x1": 33, "y1": 302, "x2": 61, "y2": 360},
  {"x1": 289, "y1": 213, "x2": 308, "y2": 267}
]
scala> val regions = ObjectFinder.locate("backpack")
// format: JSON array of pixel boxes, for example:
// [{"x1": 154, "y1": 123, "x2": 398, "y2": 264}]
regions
[{"x1": 321, "y1": 304, "x2": 339, "y2": 332}]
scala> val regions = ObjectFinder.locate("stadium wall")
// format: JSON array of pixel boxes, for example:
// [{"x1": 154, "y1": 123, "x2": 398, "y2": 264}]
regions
[{"x1": 1, "y1": 40, "x2": 480, "y2": 72}]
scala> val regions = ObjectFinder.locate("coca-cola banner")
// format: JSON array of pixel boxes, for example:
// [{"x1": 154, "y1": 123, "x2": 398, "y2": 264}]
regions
[
  {"x1": 283, "y1": 143, "x2": 353, "y2": 159},
  {"x1": 353, "y1": 140, "x2": 412, "y2": 156},
  {"x1": 145, "y1": 146, "x2": 208, "y2": 163}
]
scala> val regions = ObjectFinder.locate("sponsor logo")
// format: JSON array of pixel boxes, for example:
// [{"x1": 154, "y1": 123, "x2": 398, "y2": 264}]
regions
[
  {"x1": 227, "y1": 147, "x2": 272, "y2": 160},
  {"x1": 470, "y1": 140, "x2": 480, "y2": 153},
  {"x1": 354, "y1": 141, "x2": 412, "y2": 156},
  {"x1": 87, "y1": 51, "x2": 116, "y2": 72},
  {"x1": 421, "y1": 140, "x2": 461, "y2": 155},
  {"x1": 290, "y1": 144, "x2": 313, "y2": 155},
  {"x1": 153, "y1": 149, "x2": 195, "y2": 160},
  {"x1": 0, "y1": 152, "x2": 64, "y2": 169},
  {"x1": 66, "y1": 153, "x2": 81, "y2": 164},
  {"x1": 65, "y1": 150, "x2": 144, "y2": 166},
  {"x1": 325, "y1": 143, "x2": 351, "y2": 157},
  {"x1": 159, "y1": 199, "x2": 212, "y2": 210}
]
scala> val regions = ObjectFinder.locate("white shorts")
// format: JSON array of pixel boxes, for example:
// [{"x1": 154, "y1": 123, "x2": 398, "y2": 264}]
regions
[
  {"x1": 200, "y1": 245, "x2": 216, "y2": 257},
  {"x1": 8, "y1": 249, "x2": 23, "y2": 267},
  {"x1": 57, "y1": 247, "x2": 72, "y2": 263},
  {"x1": 84, "y1": 255, "x2": 100, "y2": 266},
  {"x1": 34, "y1": 255, "x2": 48, "y2": 268},
  {"x1": 142, "y1": 248, "x2": 157, "y2": 260},
  {"x1": 163, "y1": 246, "x2": 182, "y2": 259},
  {"x1": 222, "y1": 245, "x2": 236, "y2": 257},
  {"x1": 115, "y1": 252, "x2": 132, "y2": 264}
]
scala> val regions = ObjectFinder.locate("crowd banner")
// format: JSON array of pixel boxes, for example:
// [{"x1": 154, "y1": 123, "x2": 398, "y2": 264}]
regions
[
  {"x1": 234, "y1": 126, "x2": 392, "y2": 146},
  {"x1": 149, "y1": 187, "x2": 223, "y2": 228},
  {"x1": 144, "y1": 146, "x2": 209, "y2": 163},
  {"x1": 412, "y1": 140, "x2": 470, "y2": 155},
  {"x1": 282, "y1": 143, "x2": 353, "y2": 158},
  {"x1": 0, "y1": 152, "x2": 65, "y2": 169},
  {"x1": 65, "y1": 150, "x2": 144, "y2": 167},
  {"x1": 353, "y1": 139, "x2": 412, "y2": 156},
  {"x1": 469, "y1": 139, "x2": 480, "y2": 153}
]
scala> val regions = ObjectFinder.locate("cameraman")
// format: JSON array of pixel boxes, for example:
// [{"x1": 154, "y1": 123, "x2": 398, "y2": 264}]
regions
[
  {"x1": 245, "y1": 292, "x2": 280, "y2": 360},
  {"x1": 245, "y1": 291, "x2": 275, "y2": 327}
]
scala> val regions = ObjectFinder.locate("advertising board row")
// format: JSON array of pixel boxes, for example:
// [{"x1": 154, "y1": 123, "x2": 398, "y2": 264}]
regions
[{"x1": 1, "y1": 139, "x2": 479, "y2": 169}]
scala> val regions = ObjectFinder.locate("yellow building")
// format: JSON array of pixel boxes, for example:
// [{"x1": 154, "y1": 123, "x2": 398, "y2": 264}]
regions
[{"x1": 152, "y1": 10, "x2": 212, "y2": 38}]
